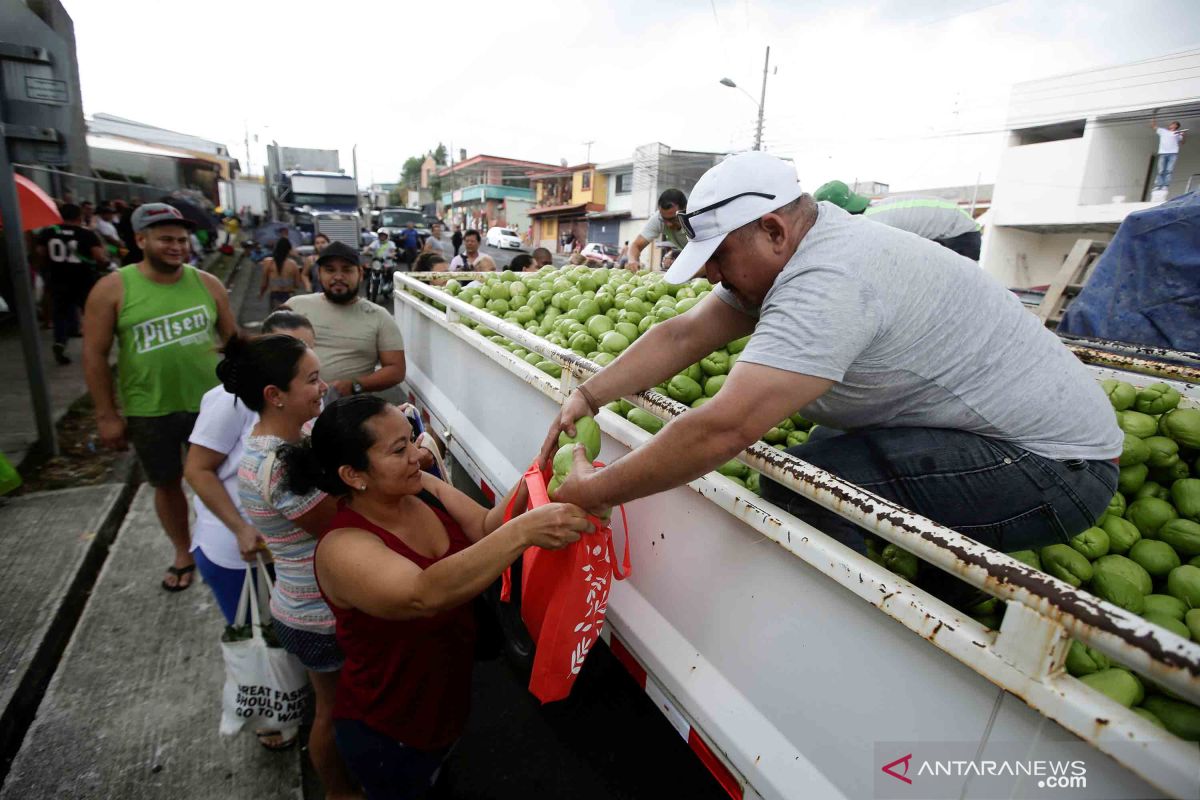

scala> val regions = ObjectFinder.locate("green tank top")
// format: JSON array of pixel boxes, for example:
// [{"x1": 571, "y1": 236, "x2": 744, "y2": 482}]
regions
[{"x1": 116, "y1": 265, "x2": 221, "y2": 417}]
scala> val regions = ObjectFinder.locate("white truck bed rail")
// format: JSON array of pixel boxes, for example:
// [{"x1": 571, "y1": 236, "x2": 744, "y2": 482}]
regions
[{"x1": 396, "y1": 272, "x2": 1200, "y2": 798}]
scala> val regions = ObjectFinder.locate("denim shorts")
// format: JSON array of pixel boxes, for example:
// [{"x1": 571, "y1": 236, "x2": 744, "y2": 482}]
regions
[
  {"x1": 333, "y1": 718, "x2": 451, "y2": 800},
  {"x1": 271, "y1": 619, "x2": 344, "y2": 673}
]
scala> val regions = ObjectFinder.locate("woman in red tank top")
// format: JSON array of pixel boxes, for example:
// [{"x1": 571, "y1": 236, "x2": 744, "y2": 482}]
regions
[{"x1": 279, "y1": 396, "x2": 592, "y2": 800}]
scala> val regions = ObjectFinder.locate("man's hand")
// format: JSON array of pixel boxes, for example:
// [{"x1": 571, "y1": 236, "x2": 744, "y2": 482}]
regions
[
  {"x1": 329, "y1": 379, "x2": 354, "y2": 397},
  {"x1": 538, "y1": 390, "x2": 593, "y2": 467},
  {"x1": 97, "y1": 414, "x2": 127, "y2": 450},
  {"x1": 549, "y1": 445, "x2": 608, "y2": 517}
]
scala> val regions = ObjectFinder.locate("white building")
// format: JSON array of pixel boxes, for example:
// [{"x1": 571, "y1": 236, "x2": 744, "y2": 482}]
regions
[
  {"x1": 982, "y1": 49, "x2": 1200, "y2": 287},
  {"x1": 594, "y1": 143, "x2": 724, "y2": 267}
]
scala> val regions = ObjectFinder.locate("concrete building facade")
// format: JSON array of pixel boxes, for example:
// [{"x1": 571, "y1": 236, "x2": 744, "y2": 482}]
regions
[{"x1": 982, "y1": 49, "x2": 1200, "y2": 287}]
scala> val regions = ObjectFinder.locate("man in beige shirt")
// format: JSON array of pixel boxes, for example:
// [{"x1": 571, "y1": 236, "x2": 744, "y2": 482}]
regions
[{"x1": 284, "y1": 241, "x2": 406, "y2": 398}]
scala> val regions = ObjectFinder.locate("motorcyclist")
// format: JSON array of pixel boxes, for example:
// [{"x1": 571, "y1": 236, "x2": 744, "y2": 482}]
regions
[{"x1": 363, "y1": 230, "x2": 397, "y2": 302}]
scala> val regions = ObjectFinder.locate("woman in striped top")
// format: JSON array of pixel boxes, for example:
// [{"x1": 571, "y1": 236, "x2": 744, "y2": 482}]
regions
[{"x1": 221, "y1": 332, "x2": 358, "y2": 800}]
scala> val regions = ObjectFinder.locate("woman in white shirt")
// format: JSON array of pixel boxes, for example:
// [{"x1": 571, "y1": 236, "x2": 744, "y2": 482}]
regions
[{"x1": 182, "y1": 309, "x2": 314, "y2": 751}]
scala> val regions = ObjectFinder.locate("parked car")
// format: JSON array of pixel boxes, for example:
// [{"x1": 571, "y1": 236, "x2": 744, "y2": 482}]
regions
[
  {"x1": 485, "y1": 226, "x2": 523, "y2": 250},
  {"x1": 581, "y1": 242, "x2": 620, "y2": 264}
]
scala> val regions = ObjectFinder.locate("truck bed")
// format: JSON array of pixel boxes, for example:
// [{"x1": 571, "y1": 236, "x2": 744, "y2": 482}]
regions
[{"x1": 394, "y1": 273, "x2": 1200, "y2": 800}]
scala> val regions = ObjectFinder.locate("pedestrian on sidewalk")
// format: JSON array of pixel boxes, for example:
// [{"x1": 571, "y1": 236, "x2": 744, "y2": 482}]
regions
[
  {"x1": 222, "y1": 331, "x2": 358, "y2": 798},
  {"x1": 1151, "y1": 112, "x2": 1185, "y2": 192},
  {"x1": 420, "y1": 221, "x2": 449, "y2": 261},
  {"x1": 259, "y1": 237, "x2": 309, "y2": 309},
  {"x1": 82, "y1": 203, "x2": 237, "y2": 592},
  {"x1": 285, "y1": 241, "x2": 407, "y2": 401},
  {"x1": 34, "y1": 203, "x2": 110, "y2": 365},
  {"x1": 184, "y1": 309, "x2": 315, "y2": 753},
  {"x1": 450, "y1": 225, "x2": 463, "y2": 257},
  {"x1": 285, "y1": 396, "x2": 587, "y2": 799},
  {"x1": 398, "y1": 221, "x2": 421, "y2": 272},
  {"x1": 305, "y1": 233, "x2": 330, "y2": 293}
]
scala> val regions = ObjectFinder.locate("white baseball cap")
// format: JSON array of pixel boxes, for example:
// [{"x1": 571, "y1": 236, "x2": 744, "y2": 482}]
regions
[{"x1": 664, "y1": 151, "x2": 803, "y2": 284}]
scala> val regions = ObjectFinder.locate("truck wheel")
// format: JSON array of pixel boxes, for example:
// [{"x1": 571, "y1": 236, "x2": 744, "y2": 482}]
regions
[{"x1": 486, "y1": 559, "x2": 535, "y2": 676}]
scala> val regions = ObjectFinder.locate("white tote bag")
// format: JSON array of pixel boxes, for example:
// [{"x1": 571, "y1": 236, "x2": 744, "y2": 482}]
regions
[{"x1": 219, "y1": 557, "x2": 311, "y2": 735}]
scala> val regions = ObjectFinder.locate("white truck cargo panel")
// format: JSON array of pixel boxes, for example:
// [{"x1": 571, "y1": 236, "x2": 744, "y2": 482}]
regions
[{"x1": 393, "y1": 273, "x2": 1200, "y2": 800}]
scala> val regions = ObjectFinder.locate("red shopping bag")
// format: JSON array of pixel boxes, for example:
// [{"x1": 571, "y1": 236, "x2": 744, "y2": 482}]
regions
[{"x1": 500, "y1": 462, "x2": 631, "y2": 703}]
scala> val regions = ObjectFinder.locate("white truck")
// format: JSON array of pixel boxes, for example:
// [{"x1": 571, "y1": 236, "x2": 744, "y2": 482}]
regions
[{"x1": 392, "y1": 272, "x2": 1200, "y2": 800}]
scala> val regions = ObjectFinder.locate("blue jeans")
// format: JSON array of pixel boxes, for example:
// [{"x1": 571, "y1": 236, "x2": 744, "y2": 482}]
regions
[
  {"x1": 1155, "y1": 152, "x2": 1178, "y2": 190},
  {"x1": 333, "y1": 718, "x2": 450, "y2": 800},
  {"x1": 193, "y1": 546, "x2": 274, "y2": 626},
  {"x1": 761, "y1": 426, "x2": 1116, "y2": 565}
]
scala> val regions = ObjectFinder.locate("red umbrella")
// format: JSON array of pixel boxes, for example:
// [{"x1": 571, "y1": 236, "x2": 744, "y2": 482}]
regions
[{"x1": 1, "y1": 174, "x2": 62, "y2": 231}]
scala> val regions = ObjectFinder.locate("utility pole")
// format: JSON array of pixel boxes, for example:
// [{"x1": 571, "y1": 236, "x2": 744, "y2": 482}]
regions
[
  {"x1": 243, "y1": 120, "x2": 251, "y2": 175},
  {"x1": 754, "y1": 45, "x2": 770, "y2": 151},
  {"x1": 583, "y1": 140, "x2": 595, "y2": 162}
]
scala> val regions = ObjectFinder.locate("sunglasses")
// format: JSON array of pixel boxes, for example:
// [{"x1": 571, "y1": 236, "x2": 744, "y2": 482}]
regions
[{"x1": 679, "y1": 192, "x2": 777, "y2": 240}]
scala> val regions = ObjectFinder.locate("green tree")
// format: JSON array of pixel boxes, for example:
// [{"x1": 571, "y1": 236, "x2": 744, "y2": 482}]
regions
[
  {"x1": 401, "y1": 155, "x2": 423, "y2": 189},
  {"x1": 433, "y1": 143, "x2": 447, "y2": 166}
]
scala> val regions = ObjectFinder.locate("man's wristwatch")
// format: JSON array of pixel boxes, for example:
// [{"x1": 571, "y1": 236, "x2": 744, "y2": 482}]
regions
[{"x1": 351, "y1": 381, "x2": 363, "y2": 395}]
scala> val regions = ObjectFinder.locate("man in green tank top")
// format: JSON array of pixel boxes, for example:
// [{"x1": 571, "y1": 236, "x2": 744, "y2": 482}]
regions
[{"x1": 83, "y1": 203, "x2": 236, "y2": 591}]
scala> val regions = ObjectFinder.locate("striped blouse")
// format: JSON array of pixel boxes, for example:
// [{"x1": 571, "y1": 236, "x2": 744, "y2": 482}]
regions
[{"x1": 237, "y1": 434, "x2": 333, "y2": 634}]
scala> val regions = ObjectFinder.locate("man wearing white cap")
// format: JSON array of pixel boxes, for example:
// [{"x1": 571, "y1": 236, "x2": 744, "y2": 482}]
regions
[{"x1": 544, "y1": 151, "x2": 1121, "y2": 560}]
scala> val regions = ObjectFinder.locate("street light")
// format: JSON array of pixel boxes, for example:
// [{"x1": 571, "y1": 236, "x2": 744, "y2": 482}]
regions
[{"x1": 720, "y1": 45, "x2": 771, "y2": 151}]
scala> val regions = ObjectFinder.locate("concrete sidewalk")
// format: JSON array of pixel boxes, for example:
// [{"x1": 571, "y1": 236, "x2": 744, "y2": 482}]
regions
[{"x1": 0, "y1": 485, "x2": 302, "y2": 800}]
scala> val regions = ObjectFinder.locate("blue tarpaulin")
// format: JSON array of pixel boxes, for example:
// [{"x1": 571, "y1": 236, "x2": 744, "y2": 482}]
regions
[{"x1": 1060, "y1": 192, "x2": 1200, "y2": 351}]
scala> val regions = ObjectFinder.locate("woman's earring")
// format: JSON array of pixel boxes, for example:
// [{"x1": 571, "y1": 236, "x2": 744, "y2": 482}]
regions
[{"x1": 359, "y1": 484, "x2": 366, "y2": 491}]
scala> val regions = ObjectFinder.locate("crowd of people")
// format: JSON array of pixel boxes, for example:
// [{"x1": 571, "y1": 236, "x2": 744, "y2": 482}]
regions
[
  {"x1": 32, "y1": 148, "x2": 1125, "y2": 799},
  {"x1": 64, "y1": 202, "x2": 588, "y2": 799}
]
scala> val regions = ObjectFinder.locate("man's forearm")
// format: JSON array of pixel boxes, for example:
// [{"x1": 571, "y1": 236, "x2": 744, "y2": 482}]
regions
[
  {"x1": 83, "y1": 351, "x2": 118, "y2": 418},
  {"x1": 357, "y1": 363, "x2": 406, "y2": 392},
  {"x1": 584, "y1": 409, "x2": 749, "y2": 508}
]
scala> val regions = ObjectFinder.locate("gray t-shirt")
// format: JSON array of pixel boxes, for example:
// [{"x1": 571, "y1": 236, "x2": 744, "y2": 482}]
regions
[
  {"x1": 640, "y1": 211, "x2": 689, "y2": 250},
  {"x1": 425, "y1": 234, "x2": 449, "y2": 259},
  {"x1": 863, "y1": 197, "x2": 979, "y2": 241},
  {"x1": 716, "y1": 202, "x2": 1121, "y2": 461}
]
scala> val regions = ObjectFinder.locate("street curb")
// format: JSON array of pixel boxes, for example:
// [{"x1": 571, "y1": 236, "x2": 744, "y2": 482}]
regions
[{"x1": 0, "y1": 460, "x2": 139, "y2": 785}]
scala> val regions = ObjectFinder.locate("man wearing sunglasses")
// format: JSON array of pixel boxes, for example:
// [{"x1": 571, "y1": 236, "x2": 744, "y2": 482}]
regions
[
  {"x1": 625, "y1": 189, "x2": 688, "y2": 272},
  {"x1": 543, "y1": 151, "x2": 1120, "y2": 565}
]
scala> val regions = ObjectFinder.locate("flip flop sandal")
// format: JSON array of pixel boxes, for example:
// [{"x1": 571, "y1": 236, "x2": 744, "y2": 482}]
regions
[
  {"x1": 255, "y1": 728, "x2": 299, "y2": 752},
  {"x1": 161, "y1": 564, "x2": 196, "y2": 593}
]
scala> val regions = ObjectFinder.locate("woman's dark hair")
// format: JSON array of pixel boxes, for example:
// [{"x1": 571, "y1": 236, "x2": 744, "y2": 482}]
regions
[
  {"x1": 507, "y1": 253, "x2": 533, "y2": 271},
  {"x1": 261, "y1": 310, "x2": 313, "y2": 334},
  {"x1": 414, "y1": 251, "x2": 447, "y2": 272},
  {"x1": 215, "y1": 332, "x2": 309, "y2": 412},
  {"x1": 278, "y1": 395, "x2": 389, "y2": 496},
  {"x1": 313, "y1": 232, "x2": 330, "y2": 244},
  {"x1": 272, "y1": 236, "x2": 292, "y2": 266}
]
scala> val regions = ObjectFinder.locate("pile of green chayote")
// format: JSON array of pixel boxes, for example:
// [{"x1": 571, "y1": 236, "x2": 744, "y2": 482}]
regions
[{"x1": 428, "y1": 273, "x2": 1200, "y2": 740}]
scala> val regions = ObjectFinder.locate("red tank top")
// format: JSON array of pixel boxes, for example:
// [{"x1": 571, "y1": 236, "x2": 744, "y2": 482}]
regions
[{"x1": 316, "y1": 491, "x2": 477, "y2": 750}]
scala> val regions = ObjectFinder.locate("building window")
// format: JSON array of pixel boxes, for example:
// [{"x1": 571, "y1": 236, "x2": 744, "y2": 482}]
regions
[
  {"x1": 615, "y1": 172, "x2": 632, "y2": 194},
  {"x1": 581, "y1": 171, "x2": 592, "y2": 190}
]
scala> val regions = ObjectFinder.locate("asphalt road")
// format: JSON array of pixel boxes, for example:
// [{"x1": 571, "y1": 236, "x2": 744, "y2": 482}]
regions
[{"x1": 237, "y1": 256, "x2": 730, "y2": 800}]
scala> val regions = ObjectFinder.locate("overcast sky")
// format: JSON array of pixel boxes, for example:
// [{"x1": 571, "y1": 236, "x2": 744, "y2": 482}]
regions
[{"x1": 64, "y1": 0, "x2": 1199, "y2": 192}]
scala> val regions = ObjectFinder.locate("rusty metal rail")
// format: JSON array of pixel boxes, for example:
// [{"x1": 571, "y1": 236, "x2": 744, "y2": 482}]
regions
[{"x1": 397, "y1": 273, "x2": 1200, "y2": 707}]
